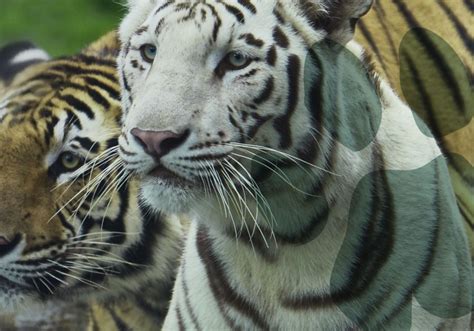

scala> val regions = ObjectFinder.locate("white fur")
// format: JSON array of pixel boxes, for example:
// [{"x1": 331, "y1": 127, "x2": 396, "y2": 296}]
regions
[{"x1": 118, "y1": 0, "x2": 472, "y2": 329}]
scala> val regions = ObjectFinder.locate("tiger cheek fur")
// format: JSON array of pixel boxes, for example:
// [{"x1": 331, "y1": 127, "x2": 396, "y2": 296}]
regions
[
  {"x1": 118, "y1": 0, "x2": 472, "y2": 329},
  {"x1": 0, "y1": 33, "x2": 183, "y2": 328}
]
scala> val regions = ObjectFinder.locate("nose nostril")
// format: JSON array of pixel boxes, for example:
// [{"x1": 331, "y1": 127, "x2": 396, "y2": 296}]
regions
[
  {"x1": 159, "y1": 129, "x2": 190, "y2": 156},
  {"x1": 130, "y1": 128, "x2": 149, "y2": 150},
  {"x1": 130, "y1": 128, "x2": 190, "y2": 159},
  {"x1": 0, "y1": 234, "x2": 22, "y2": 258}
]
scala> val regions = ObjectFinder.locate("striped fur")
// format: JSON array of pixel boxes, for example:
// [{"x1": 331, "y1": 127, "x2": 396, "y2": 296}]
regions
[
  {"x1": 0, "y1": 32, "x2": 183, "y2": 330},
  {"x1": 118, "y1": 0, "x2": 472, "y2": 329},
  {"x1": 356, "y1": 0, "x2": 474, "y2": 258}
]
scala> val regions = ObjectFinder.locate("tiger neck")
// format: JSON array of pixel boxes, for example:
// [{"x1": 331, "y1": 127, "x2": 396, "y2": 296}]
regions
[{"x1": 197, "y1": 137, "x2": 378, "y2": 259}]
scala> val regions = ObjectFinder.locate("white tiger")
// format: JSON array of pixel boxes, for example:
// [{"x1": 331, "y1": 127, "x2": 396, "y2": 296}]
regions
[{"x1": 117, "y1": 0, "x2": 472, "y2": 329}]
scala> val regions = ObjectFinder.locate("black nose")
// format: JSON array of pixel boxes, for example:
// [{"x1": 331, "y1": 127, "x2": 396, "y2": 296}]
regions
[
  {"x1": 131, "y1": 128, "x2": 189, "y2": 159},
  {"x1": 0, "y1": 234, "x2": 22, "y2": 258}
]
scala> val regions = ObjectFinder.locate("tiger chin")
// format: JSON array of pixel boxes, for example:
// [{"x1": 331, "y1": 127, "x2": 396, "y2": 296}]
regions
[
  {"x1": 0, "y1": 33, "x2": 184, "y2": 329},
  {"x1": 118, "y1": 0, "x2": 472, "y2": 329}
]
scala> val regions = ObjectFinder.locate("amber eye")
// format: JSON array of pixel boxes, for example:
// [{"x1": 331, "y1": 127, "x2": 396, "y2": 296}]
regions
[
  {"x1": 60, "y1": 152, "x2": 81, "y2": 170},
  {"x1": 139, "y1": 44, "x2": 157, "y2": 63}
]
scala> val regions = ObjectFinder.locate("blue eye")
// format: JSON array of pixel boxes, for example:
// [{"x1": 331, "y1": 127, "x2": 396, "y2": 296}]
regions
[
  {"x1": 139, "y1": 44, "x2": 157, "y2": 63},
  {"x1": 227, "y1": 51, "x2": 251, "y2": 69}
]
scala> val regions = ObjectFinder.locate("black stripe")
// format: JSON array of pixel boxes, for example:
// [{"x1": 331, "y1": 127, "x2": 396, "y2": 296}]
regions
[
  {"x1": 237, "y1": 0, "x2": 256, "y2": 14},
  {"x1": 154, "y1": 0, "x2": 175, "y2": 16},
  {"x1": 246, "y1": 113, "x2": 272, "y2": 139},
  {"x1": 85, "y1": 76, "x2": 120, "y2": 100},
  {"x1": 85, "y1": 85, "x2": 111, "y2": 109},
  {"x1": 61, "y1": 81, "x2": 112, "y2": 109},
  {"x1": 282, "y1": 168, "x2": 395, "y2": 312},
  {"x1": 205, "y1": 4, "x2": 222, "y2": 42},
  {"x1": 119, "y1": 203, "x2": 165, "y2": 276},
  {"x1": 437, "y1": 0, "x2": 474, "y2": 54},
  {"x1": 30, "y1": 72, "x2": 64, "y2": 83},
  {"x1": 107, "y1": 306, "x2": 132, "y2": 331},
  {"x1": 465, "y1": 0, "x2": 474, "y2": 11},
  {"x1": 121, "y1": 70, "x2": 131, "y2": 92},
  {"x1": 133, "y1": 284, "x2": 172, "y2": 323},
  {"x1": 50, "y1": 63, "x2": 117, "y2": 83},
  {"x1": 273, "y1": 54, "x2": 300, "y2": 149},
  {"x1": 384, "y1": 160, "x2": 442, "y2": 324},
  {"x1": 64, "y1": 110, "x2": 83, "y2": 130},
  {"x1": 220, "y1": 2, "x2": 245, "y2": 23},
  {"x1": 266, "y1": 45, "x2": 277, "y2": 66},
  {"x1": 57, "y1": 207, "x2": 76, "y2": 237},
  {"x1": 76, "y1": 54, "x2": 117, "y2": 68},
  {"x1": 155, "y1": 18, "x2": 166, "y2": 36},
  {"x1": 273, "y1": 9, "x2": 285, "y2": 24},
  {"x1": 237, "y1": 68, "x2": 259, "y2": 79},
  {"x1": 401, "y1": 53, "x2": 444, "y2": 140},
  {"x1": 273, "y1": 26, "x2": 289, "y2": 48},
  {"x1": 228, "y1": 111, "x2": 245, "y2": 140},
  {"x1": 253, "y1": 76, "x2": 274, "y2": 104},
  {"x1": 372, "y1": 5, "x2": 398, "y2": 61},
  {"x1": 196, "y1": 227, "x2": 271, "y2": 330},
  {"x1": 181, "y1": 259, "x2": 202, "y2": 330},
  {"x1": 357, "y1": 20, "x2": 389, "y2": 75},
  {"x1": 90, "y1": 309, "x2": 100, "y2": 331},
  {"x1": 176, "y1": 306, "x2": 186, "y2": 331},
  {"x1": 61, "y1": 94, "x2": 95, "y2": 119},
  {"x1": 74, "y1": 137, "x2": 99, "y2": 153},
  {"x1": 135, "y1": 25, "x2": 148, "y2": 36},
  {"x1": 240, "y1": 33, "x2": 264, "y2": 48},
  {"x1": 392, "y1": 1, "x2": 466, "y2": 111}
]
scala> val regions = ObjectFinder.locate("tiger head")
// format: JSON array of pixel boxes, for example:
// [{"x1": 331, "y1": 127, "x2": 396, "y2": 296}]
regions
[
  {"x1": 118, "y1": 0, "x2": 374, "y2": 228},
  {"x1": 0, "y1": 32, "x2": 182, "y2": 312}
]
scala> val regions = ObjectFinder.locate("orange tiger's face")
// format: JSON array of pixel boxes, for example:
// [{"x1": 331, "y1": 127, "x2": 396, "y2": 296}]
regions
[{"x1": 0, "y1": 36, "x2": 162, "y2": 311}]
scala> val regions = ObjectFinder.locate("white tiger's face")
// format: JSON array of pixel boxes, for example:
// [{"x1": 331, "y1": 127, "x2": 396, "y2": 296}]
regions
[{"x1": 118, "y1": 0, "x2": 327, "y2": 218}]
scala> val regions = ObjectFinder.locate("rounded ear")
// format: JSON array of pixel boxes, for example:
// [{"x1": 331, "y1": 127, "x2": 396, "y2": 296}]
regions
[
  {"x1": 0, "y1": 41, "x2": 50, "y2": 85},
  {"x1": 308, "y1": 0, "x2": 374, "y2": 44},
  {"x1": 82, "y1": 31, "x2": 121, "y2": 58}
]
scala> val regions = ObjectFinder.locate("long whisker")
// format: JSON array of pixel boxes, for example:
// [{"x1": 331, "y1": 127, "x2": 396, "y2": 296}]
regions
[{"x1": 227, "y1": 142, "x2": 340, "y2": 176}]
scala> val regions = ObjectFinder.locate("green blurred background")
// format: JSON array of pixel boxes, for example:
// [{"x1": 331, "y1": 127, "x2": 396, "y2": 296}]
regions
[{"x1": 0, "y1": 0, "x2": 123, "y2": 57}]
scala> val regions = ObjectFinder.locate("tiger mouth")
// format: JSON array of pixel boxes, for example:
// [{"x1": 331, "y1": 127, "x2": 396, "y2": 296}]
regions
[{"x1": 147, "y1": 165, "x2": 194, "y2": 188}]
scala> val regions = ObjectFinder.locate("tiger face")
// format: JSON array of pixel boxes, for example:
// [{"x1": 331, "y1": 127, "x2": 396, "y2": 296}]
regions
[
  {"x1": 0, "y1": 33, "x2": 182, "y2": 312},
  {"x1": 118, "y1": 0, "x2": 372, "y2": 222}
]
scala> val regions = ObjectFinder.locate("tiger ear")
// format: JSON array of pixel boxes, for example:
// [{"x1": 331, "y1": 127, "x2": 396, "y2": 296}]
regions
[
  {"x1": 82, "y1": 31, "x2": 120, "y2": 58},
  {"x1": 0, "y1": 41, "x2": 50, "y2": 84},
  {"x1": 310, "y1": 0, "x2": 374, "y2": 44}
]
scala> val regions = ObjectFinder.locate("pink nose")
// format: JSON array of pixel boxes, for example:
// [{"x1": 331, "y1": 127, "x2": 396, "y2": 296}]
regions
[{"x1": 131, "y1": 128, "x2": 189, "y2": 159}]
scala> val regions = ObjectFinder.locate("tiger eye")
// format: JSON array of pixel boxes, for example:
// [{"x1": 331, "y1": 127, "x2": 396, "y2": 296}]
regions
[
  {"x1": 60, "y1": 152, "x2": 81, "y2": 170},
  {"x1": 140, "y1": 44, "x2": 157, "y2": 63},
  {"x1": 228, "y1": 51, "x2": 249, "y2": 67}
]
